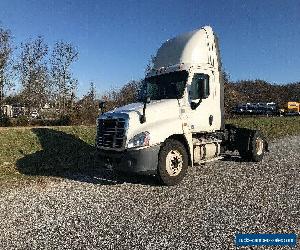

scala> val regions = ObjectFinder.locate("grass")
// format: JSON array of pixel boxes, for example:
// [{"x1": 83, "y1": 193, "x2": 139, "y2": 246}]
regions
[
  {"x1": 0, "y1": 126, "x2": 96, "y2": 186},
  {"x1": 227, "y1": 116, "x2": 300, "y2": 140},
  {"x1": 0, "y1": 116, "x2": 299, "y2": 185}
]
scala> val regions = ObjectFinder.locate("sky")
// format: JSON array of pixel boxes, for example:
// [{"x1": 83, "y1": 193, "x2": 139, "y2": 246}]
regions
[{"x1": 0, "y1": 0, "x2": 299, "y2": 96}]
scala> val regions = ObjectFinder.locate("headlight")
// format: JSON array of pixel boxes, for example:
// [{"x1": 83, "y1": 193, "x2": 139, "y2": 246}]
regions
[{"x1": 127, "y1": 131, "x2": 150, "y2": 148}]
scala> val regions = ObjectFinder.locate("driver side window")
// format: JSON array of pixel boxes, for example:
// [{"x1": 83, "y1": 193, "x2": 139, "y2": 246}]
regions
[{"x1": 190, "y1": 73, "x2": 210, "y2": 100}]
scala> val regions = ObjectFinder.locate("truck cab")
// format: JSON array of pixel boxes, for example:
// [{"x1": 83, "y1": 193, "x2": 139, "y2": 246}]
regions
[{"x1": 96, "y1": 26, "x2": 268, "y2": 185}]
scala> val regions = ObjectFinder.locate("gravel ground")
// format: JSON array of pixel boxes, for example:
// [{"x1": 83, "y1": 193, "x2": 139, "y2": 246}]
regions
[{"x1": 0, "y1": 136, "x2": 299, "y2": 249}]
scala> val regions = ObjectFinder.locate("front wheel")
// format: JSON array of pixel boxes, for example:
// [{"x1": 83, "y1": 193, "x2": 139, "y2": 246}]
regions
[{"x1": 157, "y1": 139, "x2": 188, "y2": 186}]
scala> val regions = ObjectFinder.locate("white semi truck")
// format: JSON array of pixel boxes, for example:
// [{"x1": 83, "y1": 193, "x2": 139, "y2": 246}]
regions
[{"x1": 96, "y1": 26, "x2": 268, "y2": 185}]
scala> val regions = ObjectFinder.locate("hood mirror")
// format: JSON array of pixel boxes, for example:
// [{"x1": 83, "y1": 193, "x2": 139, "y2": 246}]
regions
[{"x1": 99, "y1": 101, "x2": 106, "y2": 114}]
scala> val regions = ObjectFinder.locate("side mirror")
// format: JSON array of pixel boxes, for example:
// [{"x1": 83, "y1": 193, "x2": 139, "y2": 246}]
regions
[
  {"x1": 146, "y1": 96, "x2": 151, "y2": 103},
  {"x1": 99, "y1": 101, "x2": 106, "y2": 114},
  {"x1": 199, "y1": 78, "x2": 210, "y2": 99},
  {"x1": 190, "y1": 74, "x2": 210, "y2": 109}
]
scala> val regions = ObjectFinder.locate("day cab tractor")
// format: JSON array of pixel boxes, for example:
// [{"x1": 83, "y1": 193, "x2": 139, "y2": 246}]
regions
[{"x1": 96, "y1": 26, "x2": 269, "y2": 186}]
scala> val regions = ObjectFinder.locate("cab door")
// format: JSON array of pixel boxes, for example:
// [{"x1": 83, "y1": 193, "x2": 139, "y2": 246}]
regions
[{"x1": 188, "y1": 70, "x2": 217, "y2": 133}]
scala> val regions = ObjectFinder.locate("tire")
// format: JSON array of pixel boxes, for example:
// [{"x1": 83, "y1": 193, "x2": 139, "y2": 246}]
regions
[
  {"x1": 157, "y1": 139, "x2": 188, "y2": 186},
  {"x1": 239, "y1": 131, "x2": 265, "y2": 162}
]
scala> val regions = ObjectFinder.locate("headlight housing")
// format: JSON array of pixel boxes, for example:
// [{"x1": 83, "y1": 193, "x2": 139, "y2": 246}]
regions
[{"x1": 127, "y1": 131, "x2": 150, "y2": 148}]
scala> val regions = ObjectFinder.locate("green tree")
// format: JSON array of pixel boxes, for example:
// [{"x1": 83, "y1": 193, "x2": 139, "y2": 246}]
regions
[
  {"x1": 50, "y1": 41, "x2": 78, "y2": 114},
  {"x1": 17, "y1": 36, "x2": 49, "y2": 113},
  {"x1": 0, "y1": 26, "x2": 13, "y2": 113}
]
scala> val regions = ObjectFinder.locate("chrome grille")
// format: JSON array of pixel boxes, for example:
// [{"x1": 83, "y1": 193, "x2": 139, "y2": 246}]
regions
[{"x1": 97, "y1": 117, "x2": 126, "y2": 149}]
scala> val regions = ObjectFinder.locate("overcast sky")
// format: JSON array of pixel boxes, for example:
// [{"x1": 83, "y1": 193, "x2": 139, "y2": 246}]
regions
[{"x1": 0, "y1": 0, "x2": 299, "y2": 96}]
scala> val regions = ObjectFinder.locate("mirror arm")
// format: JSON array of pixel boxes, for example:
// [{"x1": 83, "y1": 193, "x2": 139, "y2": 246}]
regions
[
  {"x1": 140, "y1": 97, "x2": 150, "y2": 123},
  {"x1": 191, "y1": 99, "x2": 202, "y2": 110},
  {"x1": 140, "y1": 103, "x2": 146, "y2": 123}
]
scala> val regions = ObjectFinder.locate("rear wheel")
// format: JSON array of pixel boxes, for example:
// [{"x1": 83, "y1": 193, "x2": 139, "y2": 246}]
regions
[
  {"x1": 239, "y1": 131, "x2": 265, "y2": 162},
  {"x1": 157, "y1": 139, "x2": 188, "y2": 186}
]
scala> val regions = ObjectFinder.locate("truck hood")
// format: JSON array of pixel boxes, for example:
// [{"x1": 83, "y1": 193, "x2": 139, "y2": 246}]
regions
[
  {"x1": 110, "y1": 99, "x2": 180, "y2": 120},
  {"x1": 104, "y1": 99, "x2": 183, "y2": 145}
]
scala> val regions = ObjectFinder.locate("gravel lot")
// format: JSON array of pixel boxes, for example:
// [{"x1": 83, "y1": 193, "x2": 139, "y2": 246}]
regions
[{"x1": 0, "y1": 136, "x2": 299, "y2": 249}]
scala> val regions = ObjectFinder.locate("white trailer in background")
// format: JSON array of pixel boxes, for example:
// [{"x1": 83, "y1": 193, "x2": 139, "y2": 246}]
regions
[
  {"x1": 96, "y1": 26, "x2": 268, "y2": 185},
  {"x1": 1, "y1": 105, "x2": 13, "y2": 117}
]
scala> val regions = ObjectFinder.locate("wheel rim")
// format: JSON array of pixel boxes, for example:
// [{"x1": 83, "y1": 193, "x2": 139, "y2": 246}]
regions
[
  {"x1": 255, "y1": 138, "x2": 264, "y2": 155},
  {"x1": 165, "y1": 150, "x2": 183, "y2": 176}
]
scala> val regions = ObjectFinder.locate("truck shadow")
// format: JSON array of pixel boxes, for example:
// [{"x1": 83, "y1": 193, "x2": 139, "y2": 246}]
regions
[{"x1": 16, "y1": 128, "x2": 158, "y2": 186}]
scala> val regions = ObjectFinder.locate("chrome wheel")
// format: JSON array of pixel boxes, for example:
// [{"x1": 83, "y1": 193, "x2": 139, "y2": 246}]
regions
[
  {"x1": 255, "y1": 138, "x2": 264, "y2": 155},
  {"x1": 165, "y1": 150, "x2": 183, "y2": 176}
]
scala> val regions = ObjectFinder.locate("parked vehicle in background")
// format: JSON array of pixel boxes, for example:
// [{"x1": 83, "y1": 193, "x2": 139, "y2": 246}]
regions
[
  {"x1": 284, "y1": 111, "x2": 300, "y2": 116},
  {"x1": 1, "y1": 105, "x2": 13, "y2": 117},
  {"x1": 96, "y1": 26, "x2": 269, "y2": 185},
  {"x1": 278, "y1": 102, "x2": 300, "y2": 116},
  {"x1": 287, "y1": 102, "x2": 299, "y2": 112},
  {"x1": 234, "y1": 102, "x2": 279, "y2": 116},
  {"x1": 31, "y1": 110, "x2": 40, "y2": 119},
  {"x1": 12, "y1": 105, "x2": 26, "y2": 118}
]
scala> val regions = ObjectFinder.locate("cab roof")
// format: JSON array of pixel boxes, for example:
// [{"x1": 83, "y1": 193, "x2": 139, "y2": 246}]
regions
[{"x1": 153, "y1": 26, "x2": 219, "y2": 70}]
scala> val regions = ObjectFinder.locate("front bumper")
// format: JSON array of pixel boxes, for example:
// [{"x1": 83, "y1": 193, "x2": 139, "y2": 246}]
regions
[{"x1": 97, "y1": 144, "x2": 161, "y2": 175}]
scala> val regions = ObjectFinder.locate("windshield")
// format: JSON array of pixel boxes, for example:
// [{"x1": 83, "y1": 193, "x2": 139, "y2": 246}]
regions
[{"x1": 141, "y1": 71, "x2": 188, "y2": 100}]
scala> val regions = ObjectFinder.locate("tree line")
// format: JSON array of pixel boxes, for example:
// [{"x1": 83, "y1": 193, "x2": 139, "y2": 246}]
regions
[
  {"x1": 1, "y1": 23, "x2": 299, "y2": 127},
  {"x1": 0, "y1": 25, "x2": 79, "y2": 114},
  {"x1": 0, "y1": 24, "x2": 103, "y2": 126},
  {"x1": 224, "y1": 72, "x2": 300, "y2": 114},
  {"x1": 102, "y1": 72, "x2": 300, "y2": 116},
  {"x1": 0, "y1": 24, "x2": 142, "y2": 126}
]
